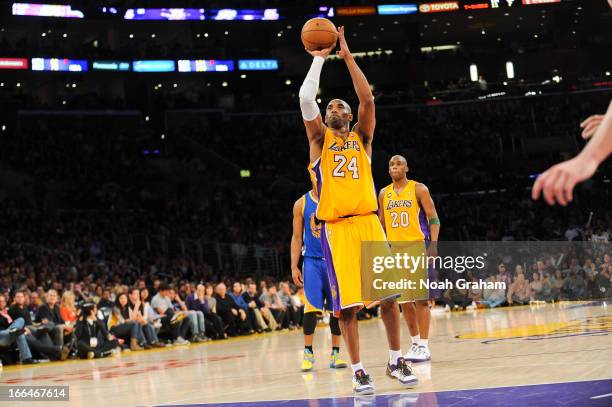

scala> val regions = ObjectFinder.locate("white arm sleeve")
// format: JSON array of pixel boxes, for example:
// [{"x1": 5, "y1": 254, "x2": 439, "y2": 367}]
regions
[{"x1": 299, "y1": 56, "x2": 324, "y2": 121}]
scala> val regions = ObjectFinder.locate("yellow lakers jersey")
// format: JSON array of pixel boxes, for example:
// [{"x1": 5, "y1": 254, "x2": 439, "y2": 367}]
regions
[
  {"x1": 382, "y1": 180, "x2": 430, "y2": 242},
  {"x1": 311, "y1": 128, "x2": 378, "y2": 222}
]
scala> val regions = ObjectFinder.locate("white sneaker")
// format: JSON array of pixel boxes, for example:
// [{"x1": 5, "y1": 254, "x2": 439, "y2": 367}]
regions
[
  {"x1": 405, "y1": 346, "x2": 431, "y2": 362},
  {"x1": 352, "y1": 370, "x2": 375, "y2": 395},
  {"x1": 466, "y1": 301, "x2": 477, "y2": 311},
  {"x1": 173, "y1": 337, "x2": 190, "y2": 346},
  {"x1": 403, "y1": 343, "x2": 418, "y2": 361},
  {"x1": 386, "y1": 357, "x2": 418, "y2": 388}
]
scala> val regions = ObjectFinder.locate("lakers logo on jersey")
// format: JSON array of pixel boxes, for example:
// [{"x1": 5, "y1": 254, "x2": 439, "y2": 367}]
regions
[
  {"x1": 329, "y1": 140, "x2": 360, "y2": 152},
  {"x1": 309, "y1": 213, "x2": 321, "y2": 239}
]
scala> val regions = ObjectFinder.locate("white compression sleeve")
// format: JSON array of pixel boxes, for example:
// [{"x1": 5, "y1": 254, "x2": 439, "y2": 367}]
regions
[{"x1": 299, "y1": 56, "x2": 324, "y2": 121}]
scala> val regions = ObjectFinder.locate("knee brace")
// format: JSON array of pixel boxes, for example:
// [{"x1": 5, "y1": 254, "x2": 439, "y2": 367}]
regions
[
  {"x1": 303, "y1": 312, "x2": 318, "y2": 335},
  {"x1": 329, "y1": 315, "x2": 341, "y2": 336}
]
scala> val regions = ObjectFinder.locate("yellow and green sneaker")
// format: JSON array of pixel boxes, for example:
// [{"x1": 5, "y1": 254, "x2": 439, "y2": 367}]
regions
[
  {"x1": 301, "y1": 349, "x2": 315, "y2": 372},
  {"x1": 329, "y1": 350, "x2": 348, "y2": 369}
]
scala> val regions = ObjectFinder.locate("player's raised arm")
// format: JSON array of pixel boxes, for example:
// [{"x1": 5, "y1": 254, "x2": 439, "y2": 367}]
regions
[
  {"x1": 300, "y1": 45, "x2": 335, "y2": 162},
  {"x1": 291, "y1": 197, "x2": 305, "y2": 287},
  {"x1": 336, "y1": 26, "x2": 375, "y2": 149}
]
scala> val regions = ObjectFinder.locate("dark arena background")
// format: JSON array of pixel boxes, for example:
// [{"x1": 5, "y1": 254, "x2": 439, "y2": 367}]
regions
[{"x1": 0, "y1": 1, "x2": 610, "y2": 406}]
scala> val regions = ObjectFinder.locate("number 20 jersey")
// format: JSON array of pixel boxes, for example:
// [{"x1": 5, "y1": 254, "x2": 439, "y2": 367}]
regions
[{"x1": 309, "y1": 128, "x2": 378, "y2": 222}]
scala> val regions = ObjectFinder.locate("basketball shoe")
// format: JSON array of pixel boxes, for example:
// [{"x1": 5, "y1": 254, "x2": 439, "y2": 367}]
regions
[
  {"x1": 329, "y1": 350, "x2": 348, "y2": 368},
  {"x1": 301, "y1": 349, "x2": 315, "y2": 372},
  {"x1": 405, "y1": 345, "x2": 431, "y2": 362},
  {"x1": 386, "y1": 357, "x2": 419, "y2": 388},
  {"x1": 352, "y1": 369, "x2": 374, "y2": 395}
]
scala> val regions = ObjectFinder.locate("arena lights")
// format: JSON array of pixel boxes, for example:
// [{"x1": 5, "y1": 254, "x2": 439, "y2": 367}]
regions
[
  {"x1": 0, "y1": 58, "x2": 28, "y2": 70},
  {"x1": 419, "y1": 2, "x2": 460, "y2": 13},
  {"x1": 506, "y1": 61, "x2": 515, "y2": 79},
  {"x1": 469, "y1": 64, "x2": 478, "y2": 82},
  {"x1": 133, "y1": 60, "x2": 175, "y2": 73},
  {"x1": 177, "y1": 60, "x2": 234, "y2": 72},
  {"x1": 522, "y1": 0, "x2": 561, "y2": 4},
  {"x1": 238, "y1": 60, "x2": 279, "y2": 71},
  {"x1": 123, "y1": 8, "x2": 279, "y2": 21},
  {"x1": 377, "y1": 4, "x2": 418, "y2": 15},
  {"x1": 93, "y1": 61, "x2": 130, "y2": 71},
  {"x1": 12, "y1": 3, "x2": 84, "y2": 18},
  {"x1": 31, "y1": 58, "x2": 87, "y2": 72},
  {"x1": 313, "y1": 7, "x2": 335, "y2": 18},
  {"x1": 124, "y1": 8, "x2": 205, "y2": 21},
  {"x1": 210, "y1": 9, "x2": 279, "y2": 21}
]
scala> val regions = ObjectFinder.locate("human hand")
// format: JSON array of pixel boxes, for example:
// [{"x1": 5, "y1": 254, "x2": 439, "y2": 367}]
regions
[{"x1": 532, "y1": 155, "x2": 598, "y2": 205}]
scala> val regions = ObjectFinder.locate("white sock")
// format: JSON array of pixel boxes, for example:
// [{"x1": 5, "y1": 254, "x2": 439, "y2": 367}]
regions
[
  {"x1": 389, "y1": 350, "x2": 403, "y2": 365},
  {"x1": 351, "y1": 362, "x2": 365, "y2": 375},
  {"x1": 411, "y1": 334, "x2": 420, "y2": 345},
  {"x1": 418, "y1": 338, "x2": 429, "y2": 347}
]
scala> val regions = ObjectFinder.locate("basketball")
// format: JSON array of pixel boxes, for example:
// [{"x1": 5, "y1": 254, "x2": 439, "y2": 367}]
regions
[{"x1": 301, "y1": 18, "x2": 338, "y2": 51}]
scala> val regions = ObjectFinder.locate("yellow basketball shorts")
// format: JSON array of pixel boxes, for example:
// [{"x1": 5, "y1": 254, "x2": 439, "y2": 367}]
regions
[{"x1": 321, "y1": 213, "x2": 390, "y2": 315}]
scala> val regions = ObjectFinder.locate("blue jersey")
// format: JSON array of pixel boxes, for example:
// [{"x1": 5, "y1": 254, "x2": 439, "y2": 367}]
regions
[{"x1": 302, "y1": 191, "x2": 323, "y2": 259}]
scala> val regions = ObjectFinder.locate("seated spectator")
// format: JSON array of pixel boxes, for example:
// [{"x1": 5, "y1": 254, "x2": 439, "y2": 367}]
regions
[
  {"x1": 594, "y1": 267, "x2": 611, "y2": 299},
  {"x1": 28, "y1": 291, "x2": 41, "y2": 317},
  {"x1": 260, "y1": 285, "x2": 288, "y2": 329},
  {"x1": 551, "y1": 270, "x2": 565, "y2": 300},
  {"x1": 150, "y1": 284, "x2": 190, "y2": 345},
  {"x1": 186, "y1": 284, "x2": 225, "y2": 340},
  {"x1": 440, "y1": 285, "x2": 473, "y2": 311},
  {"x1": 290, "y1": 286, "x2": 305, "y2": 326},
  {"x1": 169, "y1": 288, "x2": 208, "y2": 342},
  {"x1": 127, "y1": 288, "x2": 165, "y2": 348},
  {"x1": 242, "y1": 282, "x2": 276, "y2": 332},
  {"x1": 9, "y1": 290, "x2": 69, "y2": 361},
  {"x1": 480, "y1": 275, "x2": 506, "y2": 308},
  {"x1": 229, "y1": 282, "x2": 257, "y2": 333},
  {"x1": 540, "y1": 272, "x2": 555, "y2": 302},
  {"x1": 98, "y1": 289, "x2": 114, "y2": 309},
  {"x1": 36, "y1": 289, "x2": 74, "y2": 347},
  {"x1": 140, "y1": 288, "x2": 161, "y2": 328},
  {"x1": 75, "y1": 303, "x2": 118, "y2": 359},
  {"x1": 204, "y1": 284, "x2": 228, "y2": 339},
  {"x1": 278, "y1": 282, "x2": 299, "y2": 329},
  {"x1": 108, "y1": 293, "x2": 145, "y2": 351},
  {"x1": 60, "y1": 291, "x2": 79, "y2": 326},
  {"x1": 507, "y1": 274, "x2": 531, "y2": 305},
  {"x1": 529, "y1": 272, "x2": 544, "y2": 301},
  {"x1": 214, "y1": 283, "x2": 250, "y2": 336},
  {"x1": 563, "y1": 270, "x2": 586, "y2": 300},
  {"x1": 0, "y1": 294, "x2": 38, "y2": 364}
]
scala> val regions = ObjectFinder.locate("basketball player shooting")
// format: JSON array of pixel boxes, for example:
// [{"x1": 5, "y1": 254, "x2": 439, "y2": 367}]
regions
[{"x1": 299, "y1": 26, "x2": 418, "y2": 394}]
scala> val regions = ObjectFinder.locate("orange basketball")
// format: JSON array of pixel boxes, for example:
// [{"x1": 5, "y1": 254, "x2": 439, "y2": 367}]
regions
[{"x1": 301, "y1": 18, "x2": 338, "y2": 51}]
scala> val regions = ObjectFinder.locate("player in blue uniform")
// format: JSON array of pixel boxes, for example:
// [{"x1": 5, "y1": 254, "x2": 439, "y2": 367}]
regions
[{"x1": 291, "y1": 190, "x2": 348, "y2": 371}]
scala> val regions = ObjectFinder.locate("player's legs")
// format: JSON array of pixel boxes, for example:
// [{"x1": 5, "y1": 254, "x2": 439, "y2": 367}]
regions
[
  {"x1": 381, "y1": 299, "x2": 418, "y2": 387},
  {"x1": 301, "y1": 257, "x2": 325, "y2": 372},
  {"x1": 328, "y1": 315, "x2": 347, "y2": 368},
  {"x1": 301, "y1": 311, "x2": 317, "y2": 372},
  {"x1": 401, "y1": 302, "x2": 420, "y2": 357}
]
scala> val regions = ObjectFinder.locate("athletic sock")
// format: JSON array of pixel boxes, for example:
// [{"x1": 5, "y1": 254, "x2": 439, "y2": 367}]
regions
[
  {"x1": 418, "y1": 338, "x2": 429, "y2": 347},
  {"x1": 305, "y1": 346, "x2": 313, "y2": 353},
  {"x1": 389, "y1": 349, "x2": 403, "y2": 365},
  {"x1": 351, "y1": 362, "x2": 365, "y2": 375},
  {"x1": 332, "y1": 346, "x2": 340, "y2": 354},
  {"x1": 411, "y1": 334, "x2": 421, "y2": 345}
]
